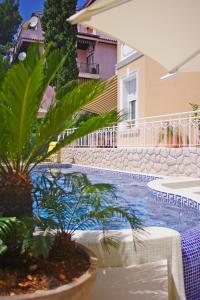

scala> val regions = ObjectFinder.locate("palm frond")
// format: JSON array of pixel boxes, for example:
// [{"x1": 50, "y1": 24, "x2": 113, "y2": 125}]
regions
[
  {"x1": 41, "y1": 80, "x2": 106, "y2": 136},
  {"x1": 26, "y1": 81, "x2": 112, "y2": 168},
  {"x1": 0, "y1": 217, "x2": 18, "y2": 256},
  {"x1": 100, "y1": 235, "x2": 120, "y2": 253},
  {"x1": 46, "y1": 110, "x2": 120, "y2": 159},
  {"x1": 0, "y1": 48, "x2": 42, "y2": 169},
  {"x1": 22, "y1": 43, "x2": 41, "y2": 75},
  {"x1": 33, "y1": 172, "x2": 143, "y2": 252},
  {"x1": 0, "y1": 217, "x2": 17, "y2": 238},
  {"x1": 0, "y1": 44, "x2": 66, "y2": 172},
  {"x1": 23, "y1": 229, "x2": 55, "y2": 260},
  {"x1": 0, "y1": 46, "x2": 120, "y2": 175},
  {"x1": 55, "y1": 80, "x2": 78, "y2": 100},
  {"x1": 0, "y1": 239, "x2": 7, "y2": 255}
]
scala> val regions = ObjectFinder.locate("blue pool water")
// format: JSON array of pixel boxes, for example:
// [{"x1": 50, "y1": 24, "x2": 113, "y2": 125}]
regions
[{"x1": 33, "y1": 166, "x2": 200, "y2": 233}]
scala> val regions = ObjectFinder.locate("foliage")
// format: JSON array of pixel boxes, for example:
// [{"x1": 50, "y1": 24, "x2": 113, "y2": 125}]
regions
[
  {"x1": 0, "y1": 171, "x2": 142, "y2": 260},
  {"x1": 189, "y1": 102, "x2": 200, "y2": 112},
  {"x1": 189, "y1": 102, "x2": 200, "y2": 123},
  {"x1": 0, "y1": 54, "x2": 7, "y2": 86},
  {"x1": 33, "y1": 171, "x2": 142, "y2": 252},
  {"x1": 72, "y1": 110, "x2": 98, "y2": 127},
  {"x1": 42, "y1": 0, "x2": 79, "y2": 88},
  {"x1": 0, "y1": 216, "x2": 55, "y2": 261},
  {"x1": 0, "y1": 44, "x2": 119, "y2": 217},
  {"x1": 0, "y1": 44, "x2": 118, "y2": 175},
  {"x1": 0, "y1": 0, "x2": 22, "y2": 56},
  {"x1": 0, "y1": 217, "x2": 17, "y2": 254},
  {"x1": 21, "y1": 226, "x2": 55, "y2": 260},
  {"x1": 189, "y1": 102, "x2": 200, "y2": 138}
]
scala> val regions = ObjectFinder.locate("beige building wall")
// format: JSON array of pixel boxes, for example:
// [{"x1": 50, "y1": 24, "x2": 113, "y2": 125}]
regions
[
  {"x1": 117, "y1": 46, "x2": 200, "y2": 118},
  {"x1": 145, "y1": 57, "x2": 200, "y2": 116}
]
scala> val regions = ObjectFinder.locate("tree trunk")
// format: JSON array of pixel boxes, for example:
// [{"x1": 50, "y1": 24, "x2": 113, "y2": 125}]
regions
[{"x1": 0, "y1": 172, "x2": 33, "y2": 217}]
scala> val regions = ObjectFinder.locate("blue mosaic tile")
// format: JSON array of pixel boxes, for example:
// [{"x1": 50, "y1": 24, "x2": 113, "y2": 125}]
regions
[
  {"x1": 34, "y1": 163, "x2": 72, "y2": 171},
  {"x1": 149, "y1": 188, "x2": 200, "y2": 212},
  {"x1": 148, "y1": 186, "x2": 200, "y2": 299},
  {"x1": 35, "y1": 163, "x2": 161, "y2": 187},
  {"x1": 181, "y1": 227, "x2": 200, "y2": 300}
]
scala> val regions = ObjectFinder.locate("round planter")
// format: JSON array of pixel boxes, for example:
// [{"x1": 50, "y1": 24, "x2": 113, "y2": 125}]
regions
[{"x1": 1, "y1": 244, "x2": 98, "y2": 300}]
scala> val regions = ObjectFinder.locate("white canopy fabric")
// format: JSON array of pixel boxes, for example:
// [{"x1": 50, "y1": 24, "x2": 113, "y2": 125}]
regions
[{"x1": 69, "y1": 0, "x2": 200, "y2": 73}]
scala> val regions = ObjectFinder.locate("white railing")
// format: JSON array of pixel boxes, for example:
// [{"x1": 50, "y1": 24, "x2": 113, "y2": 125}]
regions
[{"x1": 59, "y1": 110, "x2": 200, "y2": 148}]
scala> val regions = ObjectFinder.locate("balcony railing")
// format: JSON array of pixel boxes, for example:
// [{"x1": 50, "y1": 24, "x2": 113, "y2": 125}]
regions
[
  {"x1": 58, "y1": 110, "x2": 200, "y2": 148},
  {"x1": 78, "y1": 62, "x2": 99, "y2": 75},
  {"x1": 12, "y1": 28, "x2": 44, "y2": 62}
]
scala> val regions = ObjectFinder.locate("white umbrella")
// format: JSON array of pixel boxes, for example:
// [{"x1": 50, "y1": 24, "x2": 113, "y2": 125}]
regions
[{"x1": 69, "y1": 0, "x2": 200, "y2": 73}]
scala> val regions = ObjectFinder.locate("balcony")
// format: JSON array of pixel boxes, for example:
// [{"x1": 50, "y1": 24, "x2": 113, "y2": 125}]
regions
[
  {"x1": 12, "y1": 27, "x2": 44, "y2": 62},
  {"x1": 78, "y1": 62, "x2": 100, "y2": 79}
]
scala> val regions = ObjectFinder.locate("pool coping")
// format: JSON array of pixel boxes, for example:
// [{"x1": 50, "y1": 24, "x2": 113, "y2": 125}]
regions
[{"x1": 143, "y1": 173, "x2": 200, "y2": 211}]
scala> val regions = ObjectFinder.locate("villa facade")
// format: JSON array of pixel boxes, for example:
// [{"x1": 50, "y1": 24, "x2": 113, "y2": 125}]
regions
[
  {"x1": 68, "y1": 0, "x2": 200, "y2": 151},
  {"x1": 77, "y1": 24, "x2": 117, "y2": 82},
  {"x1": 12, "y1": 12, "x2": 117, "y2": 83},
  {"x1": 117, "y1": 43, "x2": 200, "y2": 122},
  {"x1": 12, "y1": 12, "x2": 117, "y2": 116},
  {"x1": 12, "y1": 6, "x2": 200, "y2": 150}
]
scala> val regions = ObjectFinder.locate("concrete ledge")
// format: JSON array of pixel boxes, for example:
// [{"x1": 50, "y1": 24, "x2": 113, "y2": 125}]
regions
[
  {"x1": 89, "y1": 260, "x2": 168, "y2": 300},
  {"x1": 75, "y1": 227, "x2": 185, "y2": 300}
]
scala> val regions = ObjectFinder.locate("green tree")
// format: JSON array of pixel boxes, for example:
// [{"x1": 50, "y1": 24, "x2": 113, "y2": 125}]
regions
[
  {"x1": 0, "y1": 44, "x2": 118, "y2": 218},
  {"x1": 42, "y1": 0, "x2": 79, "y2": 88},
  {"x1": 0, "y1": 54, "x2": 7, "y2": 85},
  {"x1": 0, "y1": 0, "x2": 22, "y2": 56},
  {"x1": 73, "y1": 110, "x2": 98, "y2": 127}
]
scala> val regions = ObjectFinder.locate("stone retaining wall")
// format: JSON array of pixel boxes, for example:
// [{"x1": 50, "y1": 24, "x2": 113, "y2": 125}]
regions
[{"x1": 61, "y1": 147, "x2": 200, "y2": 177}]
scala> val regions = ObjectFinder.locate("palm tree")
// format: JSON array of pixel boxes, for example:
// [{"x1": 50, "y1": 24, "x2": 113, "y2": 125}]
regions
[{"x1": 0, "y1": 44, "x2": 118, "y2": 217}]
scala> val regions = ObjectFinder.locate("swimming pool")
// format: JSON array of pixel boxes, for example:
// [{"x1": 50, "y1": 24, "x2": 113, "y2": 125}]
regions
[{"x1": 33, "y1": 165, "x2": 200, "y2": 233}]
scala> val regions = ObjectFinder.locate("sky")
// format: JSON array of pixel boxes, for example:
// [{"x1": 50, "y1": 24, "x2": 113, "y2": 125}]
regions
[{"x1": 19, "y1": 0, "x2": 86, "y2": 21}]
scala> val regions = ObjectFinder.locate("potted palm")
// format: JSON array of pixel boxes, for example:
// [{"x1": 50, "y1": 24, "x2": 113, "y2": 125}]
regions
[
  {"x1": 0, "y1": 171, "x2": 141, "y2": 299},
  {"x1": 0, "y1": 45, "x2": 142, "y2": 299}
]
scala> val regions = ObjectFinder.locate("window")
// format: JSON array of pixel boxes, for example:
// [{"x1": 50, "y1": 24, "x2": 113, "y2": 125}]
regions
[
  {"x1": 126, "y1": 77, "x2": 137, "y2": 121},
  {"x1": 87, "y1": 54, "x2": 94, "y2": 65},
  {"x1": 121, "y1": 74, "x2": 138, "y2": 122},
  {"x1": 129, "y1": 98, "x2": 136, "y2": 120},
  {"x1": 86, "y1": 54, "x2": 96, "y2": 73}
]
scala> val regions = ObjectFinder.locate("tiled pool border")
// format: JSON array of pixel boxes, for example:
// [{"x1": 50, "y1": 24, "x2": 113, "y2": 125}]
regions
[
  {"x1": 148, "y1": 188, "x2": 200, "y2": 211},
  {"x1": 35, "y1": 162, "x2": 161, "y2": 182},
  {"x1": 36, "y1": 163, "x2": 199, "y2": 212},
  {"x1": 181, "y1": 226, "x2": 200, "y2": 300}
]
